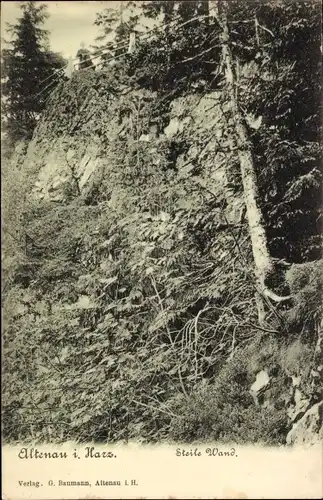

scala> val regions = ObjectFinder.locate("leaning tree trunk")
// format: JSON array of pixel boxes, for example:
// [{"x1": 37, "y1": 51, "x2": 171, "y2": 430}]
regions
[{"x1": 215, "y1": 2, "x2": 290, "y2": 312}]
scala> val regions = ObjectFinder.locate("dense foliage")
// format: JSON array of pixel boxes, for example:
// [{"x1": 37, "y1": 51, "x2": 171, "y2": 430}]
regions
[
  {"x1": 124, "y1": 0, "x2": 322, "y2": 261},
  {"x1": 2, "y1": 0, "x2": 322, "y2": 444},
  {"x1": 92, "y1": 1, "x2": 140, "y2": 62}
]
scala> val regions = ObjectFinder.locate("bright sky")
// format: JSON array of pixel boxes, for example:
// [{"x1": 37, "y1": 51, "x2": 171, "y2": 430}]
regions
[{"x1": 1, "y1": 1, "x2": 123, "y2": 58}]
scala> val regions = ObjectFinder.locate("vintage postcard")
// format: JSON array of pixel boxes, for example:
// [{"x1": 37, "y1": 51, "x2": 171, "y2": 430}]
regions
[{"x1": 1, "y1": 0, "x2": 322, "y2": 498}]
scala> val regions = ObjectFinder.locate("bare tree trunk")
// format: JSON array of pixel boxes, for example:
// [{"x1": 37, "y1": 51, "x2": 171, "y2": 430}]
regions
[{"x1": 214, "y1": 2, "x2": 290, "y2": 309}]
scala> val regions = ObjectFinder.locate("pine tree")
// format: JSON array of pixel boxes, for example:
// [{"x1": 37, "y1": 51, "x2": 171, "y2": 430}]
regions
[{"x1": 1, "y1": 1, "x2": 66, "y2": 142}]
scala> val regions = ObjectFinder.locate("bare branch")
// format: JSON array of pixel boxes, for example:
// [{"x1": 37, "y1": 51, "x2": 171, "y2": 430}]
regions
[{"x1": 176, "y1": 43, "x2": 221, "y2": 65}]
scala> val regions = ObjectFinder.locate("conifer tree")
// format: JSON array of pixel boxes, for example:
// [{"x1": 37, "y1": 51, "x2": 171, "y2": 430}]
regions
[{"x1": 1, "y1": 1, "x2": 66, "y2": 142}]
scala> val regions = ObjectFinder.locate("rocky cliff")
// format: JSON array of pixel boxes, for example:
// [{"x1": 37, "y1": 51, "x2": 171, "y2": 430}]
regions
[
  {"x1": 3, "y1": 67, "x2": 322, "y2": 446},
  {"x1": 23, "y1": 70, "x2": 243, "y2": 226}
]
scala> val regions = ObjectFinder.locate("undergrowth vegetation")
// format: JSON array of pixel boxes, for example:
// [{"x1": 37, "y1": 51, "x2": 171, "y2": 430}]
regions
[{"x1": 2, "y1": 0, "x2": 322, "y2": 444}]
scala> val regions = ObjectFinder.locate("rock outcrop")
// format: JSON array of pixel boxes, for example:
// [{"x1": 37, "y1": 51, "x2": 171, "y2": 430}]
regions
[
  {"x1": 21, "y1": 73, "x2": 244, "y2": 230},
  {"x1": 286, "y1": 401, "x2": 323, "y2": 445}
]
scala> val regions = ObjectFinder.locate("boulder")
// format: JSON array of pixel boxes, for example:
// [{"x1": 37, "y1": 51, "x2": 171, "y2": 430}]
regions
[{"x1": 249, "y1": 370, "x2": 271, "y2": 406}]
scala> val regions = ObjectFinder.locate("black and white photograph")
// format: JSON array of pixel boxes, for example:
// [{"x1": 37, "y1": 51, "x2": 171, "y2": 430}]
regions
[{"x1": 1, "y1": 0, "x2": 322, "y2": 498}]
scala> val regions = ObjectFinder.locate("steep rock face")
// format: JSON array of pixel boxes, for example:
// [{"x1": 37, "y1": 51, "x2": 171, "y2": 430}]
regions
[
  {"x1": 23, "y1": 72, "x2": 243, "y2": 234},
  {"x1": 21, "y1": 70, "x2": 133, "y2": 202},
  {"x1": 165, "y1": 92, "x2": 244, "y2": 226},
  {"x1": 11, "y1": 70, "x2": 322, "y2": 446},
  {"x1": 31, "y1": 140, "x2": 102, "y2": 201}
]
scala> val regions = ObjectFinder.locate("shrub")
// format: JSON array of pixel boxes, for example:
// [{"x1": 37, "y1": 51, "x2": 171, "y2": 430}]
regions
[{"x1": 168, "y1": 357, "x2": 288, "y2": 445}]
